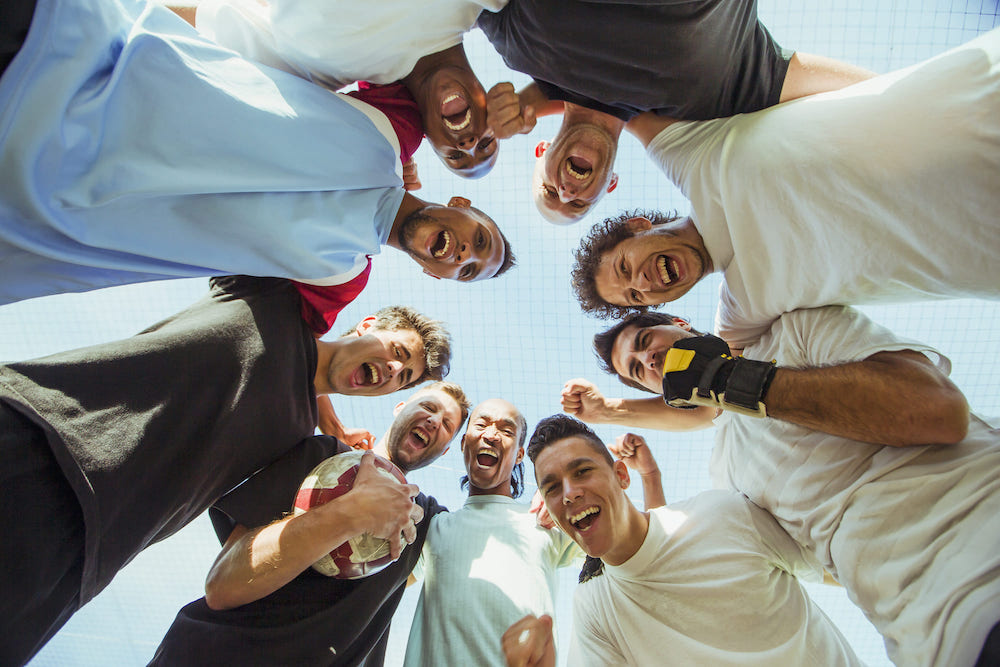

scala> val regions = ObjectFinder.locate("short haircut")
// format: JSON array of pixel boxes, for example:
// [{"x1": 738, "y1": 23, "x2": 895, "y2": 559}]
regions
[
  {"x1": 571, "y1": 209, "x2": 682, "y2": 319},
  {"x1": 460, "y1": 401, "x2": 529, "y2": 498},
  {"x1": 593, "y1": 311, "x2": 705, "y2": 393},
  {"x1": 418, "y1": 380, "x2": 472, "y2": 432},
  {"x1": 527, "y1": 414, "x2": 614, "y2": 469},
  {"x1": 345, "y1": 306, "x2": 452, "y2": 386}
]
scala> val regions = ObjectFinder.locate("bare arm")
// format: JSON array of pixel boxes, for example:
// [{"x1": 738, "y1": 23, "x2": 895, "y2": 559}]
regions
[
  {"x1": 608, "y1": 434, "x2": 665, "y2": 509},
  {"x1": 204, "y1": 453, "x2": 421, "y2": 610},
  {"x1": 487, "y1": 82, "x2": 565, "y2": 139},
  {"x1": 779, "y1": 52, "x2": 877, "y2": 102},
  {"x1": 561, "y1": 378, "x2": 716, "y2": 431},
  {"x1": 764, "y1": 349, "x2": 969, "y2": 447},
  {"x1": 167, "y1": 5, "x2": 197, "y2": 27},
  {"x1": 316, "y1": 395, "x2": 375, "y2": 449},
  {"x1": 624, "y1": 112, "x2": 681, "y2": 149}
]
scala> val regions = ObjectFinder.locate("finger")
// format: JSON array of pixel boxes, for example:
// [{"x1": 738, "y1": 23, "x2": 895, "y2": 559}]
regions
[
  {"x1": 402, "y1": 482, "x2": 420, "y2": 499},
  {"x1": 401, "y1": 519, "x2": 417, "y2": 545},
  {"x1": 387, "y1": 530, "x2": 403, "y2": 561},
  {"x1": 487, "y1": 81, "x2": 515, "y2": 99},
  {"x1": 410, "y1": 504, "x2": 425, "y2": 526},
  {"x1": 521, "y1": 105, "x2": 537, "y2": 134}
]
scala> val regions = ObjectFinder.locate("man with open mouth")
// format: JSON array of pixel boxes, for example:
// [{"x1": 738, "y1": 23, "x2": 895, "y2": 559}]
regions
[
  {"x1": 477, "y1": 0, "x2": 875, "y2": 224},
  {"x1": 403, "y1": 399, "x2": 582, "y2": 667},
  {"x1": 563, "y1": 299, "x2": 1000, "y2": 666},
  {"x1": 0, "y1": 275, "x2": 454, "y2": 665},
  {"x1": 0, "y1": 0, "x2": 516, "y2": 310},
  {"x1": 501, "y1": 415, "x2": 861, "y2": 666},
  {"x1": 571, "y1": 29, "x2": 1000, "y2": 352},
  {"x1": 151, "y1": 381, "x2": 471, "y2": 665}
]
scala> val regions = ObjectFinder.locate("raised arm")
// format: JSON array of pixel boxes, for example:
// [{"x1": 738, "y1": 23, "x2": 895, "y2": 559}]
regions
[
  {"x1": 561, "y1": 378, "x2": 716, "y2": 431},
  {"x1": 779, "y1": 52, "x2": 877, "y2": 102},
  {"x1": 204, "y1": 453, "x2": 421, "y2": 610},
  {"x1": 487, "y1": 82, "x2": 565, "y2": 140},
  {"x1": 608, "y1": 433, "x2": 665, "y2": 509},
  {"x1": 316, "y1": 395, "x2": 375, "y2": 449}
]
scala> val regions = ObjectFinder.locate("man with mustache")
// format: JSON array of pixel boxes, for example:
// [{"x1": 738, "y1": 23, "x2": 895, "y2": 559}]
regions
[
  {"x1": 403, "y1": 399, "x2": 583, "y2": 667},
  {"x1": 0, "y1": 275, "x2": 452, "y2": 665},
  {"x1": 478, "y1": 0, "x2": 875, "y2": 224},
  {"x1": 151, "y1": 381, "x2": 471, "y2": 665},
  {"x1": 0, "y1": 0, "x2": 514, "y2": 309},
  {"x1": 567, "y1": 304, "x2": 1000, "y2": 666}
]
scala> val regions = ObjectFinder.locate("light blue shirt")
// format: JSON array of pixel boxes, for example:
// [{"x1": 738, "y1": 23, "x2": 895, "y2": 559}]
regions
[{"x1": 0, "y1": 0, "x2": 405, "y2": 305}]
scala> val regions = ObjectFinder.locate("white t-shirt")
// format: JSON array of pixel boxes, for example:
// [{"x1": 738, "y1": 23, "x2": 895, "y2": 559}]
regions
[
  {"x1": 196, "y1": 0, "x2": 509, "y2": 91},
  {"x1": 710, "y1": 306, "x2": 1000, "y2": 667},
  {"x1": 569, "y1": 491, "x2": 862, "y2": 666},
  {"x1": 403, "y1": 495, "x2": 581, "y2": 667},
  {"x1": 646, "y1": 28, "x2": 1000, "y2": 350}
]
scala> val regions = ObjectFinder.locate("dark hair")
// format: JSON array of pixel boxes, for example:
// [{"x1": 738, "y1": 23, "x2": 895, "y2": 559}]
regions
[
  {"x1": 479, "y1": 207, "x2": 517, "y2": 279},
  {"x1": 526, "y1": 414, "x2": 614, "y2": 468},
  {"x1": 460, "y1": 402, "x2": 529, "y2": 498},
  {"x1": 571, "y1": 209, "x2": 682, "y2": 319},
  {"x1": 593, "y1": 311, "x2": 704, "y2": 393},
  {"x1": 344, "y1": 306, "x2": 452, "y2": 386}
]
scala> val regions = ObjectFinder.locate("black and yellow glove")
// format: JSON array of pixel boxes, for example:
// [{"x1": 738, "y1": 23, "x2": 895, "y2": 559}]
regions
[{"x1": 661, "y1": 334, "x2": 776, "y2": 417}]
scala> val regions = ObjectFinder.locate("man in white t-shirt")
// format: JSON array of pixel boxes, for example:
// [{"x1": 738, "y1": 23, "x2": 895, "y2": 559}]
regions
[
  {"x1": 501, "y1": 414, "x2": 862, "y2": 667},
  {"x1": 404, "y1": 399, "x2": 582, "y2": 666},
  {"x1": 571, "y1": 28, "x2": 1000, "y2": 349},
  {"x1": 571, "y1": 307, "x2": 1000, "y2": 666}
]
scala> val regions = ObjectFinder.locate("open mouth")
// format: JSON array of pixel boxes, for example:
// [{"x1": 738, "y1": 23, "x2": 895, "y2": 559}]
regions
[
  {"x1": 656, "y1": 255, "x2": 680, "y2": 285},
  {"x1": 569, "y1": 506, "x2": 600, "y2": 531},
  {"x1": 362, "y1": 362, "x2": 381, "y2": 385},
  {"x1": 441, "y1": 93, "x2": 472, "y2": 132},
  {"x1": 565, "y1": 156, "x2": 593, "y2": 181},
  {"x1": 431, "y1": 230, "x2": 452, "y2": 259},
  {"x1": 410, "y1": 427, "x2": 430, "y2": 449},
  {"x1": 476, "y1": 447, "x2": 499, "y2": 467}
]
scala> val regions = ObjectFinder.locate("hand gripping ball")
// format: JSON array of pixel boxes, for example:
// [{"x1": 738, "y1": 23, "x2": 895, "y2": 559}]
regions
[{"x1": 292, "y1": 450, "x2": 409, "y2": 579}]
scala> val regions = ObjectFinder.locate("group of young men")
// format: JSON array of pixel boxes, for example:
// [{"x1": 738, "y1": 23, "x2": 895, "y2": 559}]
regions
[{"x1": 2, "y1": 0, "x2": 999, "y2": 664}]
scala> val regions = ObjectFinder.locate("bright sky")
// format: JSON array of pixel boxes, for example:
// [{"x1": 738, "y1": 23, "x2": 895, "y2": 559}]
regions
[{"x1": 4, "y1": 1, "x2": 998, "y2": 665}]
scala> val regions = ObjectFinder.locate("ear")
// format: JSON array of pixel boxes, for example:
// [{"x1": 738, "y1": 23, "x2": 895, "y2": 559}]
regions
[
  {"x1": 671, "y1": 317, "x2": 692, "y2": 331},
  {"x1": 606, "y1": 172, "x2": 619, "y2": 193},
  {"x1": 515, "y1": 447, "x2": 525, "y2": 465},
  {"x1": 355, "y1": 316, "x2": 378, "y2": 336},
  {"x1": 441, "y1": 445, "x2": 450, "y2": 457},
  {"x1": 613, "y1": 459, "x2": 631, "y2": 490},
  {"x1": 460, "y1": 433, "x2": 469, "y2": 452},
  {"x1": 422, "y1": 269, "x2": 442, "y2": 280},
  {"x1": 393, "y1": 400, "x2": 406, "y2": 416},
  {"x1": 448, "y1": 196, "x2": 471, "y2": 209},
  {"x1": 534, "y1": 140, "x2": 549, "y2": 158},
  {"x1": 625, "y1": 216, "x2": 653, "y2": 234}
]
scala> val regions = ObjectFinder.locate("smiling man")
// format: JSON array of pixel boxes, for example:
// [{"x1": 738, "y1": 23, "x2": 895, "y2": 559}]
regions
[
  {"x1": 151, "y1": 381, "x2": 471, "y2": 665},
  {"x1": 0, "y1": 275, "x2": 452, "y2": 665},
  {"x1": 572, "y1": 28, "x2": 1000, "y2": 348},
  {"x1": 477, "y1": 0, "x2": 875, "y2": 224},
  {"x1": 403, "y1": 399, "x2": 582, "y2": 667},
  {"x1": 0, "y1": 0, "x2": 515, "y2": 309},
  {"x1": 502, "y1": 415, "x2": 861, "y2": 667},
  {"x1": 566, "y1": 304, "x2": 1000, "y2": 666}
]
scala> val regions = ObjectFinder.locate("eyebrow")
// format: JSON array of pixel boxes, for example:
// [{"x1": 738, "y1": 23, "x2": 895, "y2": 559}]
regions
[{"x1": 538, "y1": 456, "x2": 593, "y2": 489}]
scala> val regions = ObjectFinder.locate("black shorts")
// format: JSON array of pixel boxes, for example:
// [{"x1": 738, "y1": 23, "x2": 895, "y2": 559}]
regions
[{"x1": 1, "y1": 0, "x2": 38, "y2": 78}]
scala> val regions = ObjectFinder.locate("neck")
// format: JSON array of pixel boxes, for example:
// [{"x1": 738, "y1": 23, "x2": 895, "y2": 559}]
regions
[
  {"x1": 562, "y1": 102, "x2": 626, "y2": 139},
  {"x1": 373, "y1": 437, "x2": 391, "y2": 463},
  {"x1": 402, "y1": 44, "x2": 469, "y2": 93},
  {"x1": 387, "y1": 192, "x2": 427, "y2": 249},
  {"x1": 602, "y1": 506, "x2": 650, "y2": 567},
  {"x1": 468, "y1": 480, "x2": 513, "y2": 499}
]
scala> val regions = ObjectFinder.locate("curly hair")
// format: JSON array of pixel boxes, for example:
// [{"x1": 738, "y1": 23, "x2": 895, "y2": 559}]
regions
[
  {"x1": 345, "y1": 306, "x2": 452, "y2": 386},
  {"x1": 571, "y1": 209, "x2": 682, "y2": 320},
  {"x1": 526, "y1": 414, "x2": 613, "y2": 468},
  {"x1": 593, "y1": 311, "x2": 704, "y2": 393}
]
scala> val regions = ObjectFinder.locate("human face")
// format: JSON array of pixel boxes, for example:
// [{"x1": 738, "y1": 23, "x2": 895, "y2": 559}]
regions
[
  {"x1": 461, "y1": 399, "x2": 524, "y2": 496},
  {"x1": 398, "y1": 197, "x2": 505, "y2": 282},
  {"x1": 534, "y1": 436, "x2": 636, "y2": 564},
  {"x1": 384, "y1": 389, "x2": 463, "y2": 473},
  {"x1": 611, "y1": 320, "x2": 696, "y2": 392},
  {"x1": 418, "y1": 65, "x2": 498, "y2": 178},
  {"x1": 533, "y1": 125, "x2": 618, "y2": 224},
  {"x1": 595, "y1": 216, "x2": 711, "y2": 306},
  {"x1": 319, "y1": 324, "x2": 426, "y2": 396}
]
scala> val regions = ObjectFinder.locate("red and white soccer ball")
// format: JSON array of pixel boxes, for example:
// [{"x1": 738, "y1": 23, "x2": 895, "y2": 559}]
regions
[{"x1": 292, "y1": 450, "x2": 409, "y2": 579}]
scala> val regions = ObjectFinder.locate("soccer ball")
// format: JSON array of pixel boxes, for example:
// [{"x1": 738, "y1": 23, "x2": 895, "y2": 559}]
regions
[{"x1": 292, "y1": 450, "x2": 409, "y2": 579}]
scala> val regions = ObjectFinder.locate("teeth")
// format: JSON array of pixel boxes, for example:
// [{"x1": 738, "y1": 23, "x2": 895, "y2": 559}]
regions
[
  {"x1": 565, "y1": 159, "x2": 590, "y2": 180},
  {"x1": 433, "y1": 231, "x2": 452, "y2": 258},
  {"x1": 365, "y1": 362, "x2": 380, "y2": 384},
  {"x1": 477, "y1": 446, "x2": 498, "y2": 459},
  {"x1": 656, "y1": 256, "x2": 672, "y2": 284},
  {"x1": 442, "y1": 95, "x2": 472, "y2": 131},
  {"x1": 413, "y1": 429, "x2": 428, "y2": 444},
  {"x1": 570, "y1": 506, "x2": 599, "y2": 526}
]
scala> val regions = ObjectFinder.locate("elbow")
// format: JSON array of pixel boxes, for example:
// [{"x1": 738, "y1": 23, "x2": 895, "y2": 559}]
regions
[
  {"x1": 204, "y1": 573, "x2": 244, "y2": 611},
  {"x1": 891, "y1": 391, "x2": 970, "y2": 447}
]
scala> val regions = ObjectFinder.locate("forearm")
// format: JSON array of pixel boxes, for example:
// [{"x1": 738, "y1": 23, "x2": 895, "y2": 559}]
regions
[
  {"x1": 625, "y1": 112, "x2": 679, "y2": 148},
  {"x1": 599, "y1": 397, "x2": 716, "y2": 431},
  {"x1": 166, "y1": 5, "x2": 197, "y2": 27},
  {"x1": 205, "y1": 498, "x2": 362, "y2": 610},
  {"x1": 639, "y1": 470, "x2": 666, "y2": 510},
  {"x1": 518, "y1": 83, "x2": 564, "y2": 117},
  {"x1": 779, "y1": 52, "x2": 876, "y2": 102},
  {"x1": 765, "y1": 351, "x2": 969, "y2": 446}
]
